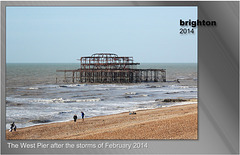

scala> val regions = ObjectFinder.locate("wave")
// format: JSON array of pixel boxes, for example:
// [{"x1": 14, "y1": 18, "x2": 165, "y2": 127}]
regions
[
  {"x1": 169, "y1": 85, "x2": 190, "y2": 88},
  {"x1": 76, "y1": 98, "x2": 102, "y2": 102},
  {"x1": 162, "y1": 101, "x2": 197, "y2": 108},
  {"x1": 146, "y1": 85, "x2": 162, "y2": 88},
  {"x1": 59, "y1": 84, "x2": 88, "y2": 88},
  {"x1": 58, "y1": 110, "x2": 73, "y2": 115},
  {"x1": 28, "y1": 87, "x2": 39, "y2": 90},
  {"x1": 140, "y1": 94, "x2": 149, "y2": 97},
  {"x1": 6, "y1": 102, "x2": 26, "y2": 107},
  {"x1": 165, "y1": 92, "x2": 179, "y2": 94},
  {"x1": 125, "y1": 94, "x2": 150, "y2": 98},
  {"x1": 125, "y1": 92, "x2": 138, "y2": 95},
  {"x1": 28, "y1": 119, "x2": 52, "y2": 123},
  {"x1": 14, "y1": 85, "x2": 59, "y2": 90},
  {"x1": 34, "y1": 97, "x2": 103, "y2": 103}
]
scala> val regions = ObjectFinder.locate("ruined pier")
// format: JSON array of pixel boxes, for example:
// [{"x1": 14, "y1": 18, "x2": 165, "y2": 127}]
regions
[{"x1": 56, "y1": 53, "x2": 166, "y2": 83}]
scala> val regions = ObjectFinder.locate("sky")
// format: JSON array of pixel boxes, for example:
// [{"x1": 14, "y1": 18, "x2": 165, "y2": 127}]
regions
[{"x1": 6, "y1": 7, "x2": 197, "y2": 63}]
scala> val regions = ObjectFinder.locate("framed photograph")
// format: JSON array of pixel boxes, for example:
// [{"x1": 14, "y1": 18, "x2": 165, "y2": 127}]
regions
[{"x1": 1, "y1": 1, "x2": 238, "y2": 155}]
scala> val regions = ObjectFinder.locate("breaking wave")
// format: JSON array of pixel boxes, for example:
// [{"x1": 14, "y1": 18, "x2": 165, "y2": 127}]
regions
[
  {"x1": 28, "y1": 119, "x2": 52, "y2": 124},
  {"x1": 35, "y1": 97, "x2": 103, "y2": 103}
]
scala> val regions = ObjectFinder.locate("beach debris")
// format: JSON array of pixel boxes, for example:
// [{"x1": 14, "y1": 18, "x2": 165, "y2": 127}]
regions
[{"x1": 129, "y1": 111, "x2": 136, "y2": 115}]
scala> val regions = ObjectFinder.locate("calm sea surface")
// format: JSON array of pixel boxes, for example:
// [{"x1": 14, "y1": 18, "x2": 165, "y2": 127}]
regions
[{"x1": 6, "y1": 63, "x2": 197, "y2": 128}]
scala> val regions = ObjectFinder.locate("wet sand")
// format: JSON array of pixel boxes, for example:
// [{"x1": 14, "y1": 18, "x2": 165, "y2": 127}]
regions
[{"x1": 6, "y1": 103, "x2": 198, "y2": 140}]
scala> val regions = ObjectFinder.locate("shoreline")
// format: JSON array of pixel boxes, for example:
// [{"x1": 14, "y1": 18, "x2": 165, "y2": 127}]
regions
[
  {"x1": 6, "y1": 103, "x2": 198, "y2": 140},
  {"x1": 9, "y1": 99, "x2": 197, "y2": 130}
]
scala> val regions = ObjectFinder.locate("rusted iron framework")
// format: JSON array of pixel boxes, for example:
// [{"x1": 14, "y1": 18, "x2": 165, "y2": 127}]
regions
[{"x1": 56, "y1": 53, "x2": 166, "y2": 83}]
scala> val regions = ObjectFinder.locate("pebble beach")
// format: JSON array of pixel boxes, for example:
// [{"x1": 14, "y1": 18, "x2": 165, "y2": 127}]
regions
[{"x1": 6, "y1": 102, "x2": 197, "y2": 140}]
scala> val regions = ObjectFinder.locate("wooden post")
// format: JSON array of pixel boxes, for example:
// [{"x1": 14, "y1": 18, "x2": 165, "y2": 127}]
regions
[
  {"x1": 72, "y1": 71, "x2": 75, "y2": 83},
  {"x1": 64, "y1": 71, "x2": 66, "y2": 83}
]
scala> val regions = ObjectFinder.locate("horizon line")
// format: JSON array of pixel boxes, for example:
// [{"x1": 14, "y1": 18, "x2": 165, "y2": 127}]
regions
[{"x1": 6, "y1": 62, "x2": 198, "y2": 64}]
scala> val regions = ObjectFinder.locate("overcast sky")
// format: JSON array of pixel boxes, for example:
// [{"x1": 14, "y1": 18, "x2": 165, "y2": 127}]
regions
[{"x1": 6, "y1": 7, "x2": 197, "y2": 63}]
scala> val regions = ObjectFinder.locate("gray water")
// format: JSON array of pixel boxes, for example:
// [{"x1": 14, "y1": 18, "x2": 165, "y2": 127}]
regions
[{"x1": 6, "y1": 63, "x2": 197, "y2": 128}]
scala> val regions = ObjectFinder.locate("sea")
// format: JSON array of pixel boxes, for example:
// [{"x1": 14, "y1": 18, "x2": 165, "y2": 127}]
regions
[{"x1": 6, "y1": 63, "x2": 197, "y2": 128}]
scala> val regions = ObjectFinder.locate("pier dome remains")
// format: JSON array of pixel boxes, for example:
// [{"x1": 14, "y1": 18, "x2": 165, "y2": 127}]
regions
[{"x1": 56, "y1": 53, "x2": 166, "y2": 83}]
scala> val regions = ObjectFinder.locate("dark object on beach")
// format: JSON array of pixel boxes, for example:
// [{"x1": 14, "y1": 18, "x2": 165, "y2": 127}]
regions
[
  {"x1": 163, "y1": 99, "x2": 187, "y2": 102},
  {"x1": 73, "y1": 114, "x2": 78, "y2": 122},
  {"x1": 176, "y1": 79, "x2": 180, "y2": 83},
  {"x1": 129, "y1": 111, "x2": 136, "y2": 115},
  {"x1": 9, "y1": 122, "x2": 17, "y2": 132},
  {"x1": 81, "y1": 111, "x2": 85, "y2": 121}
]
